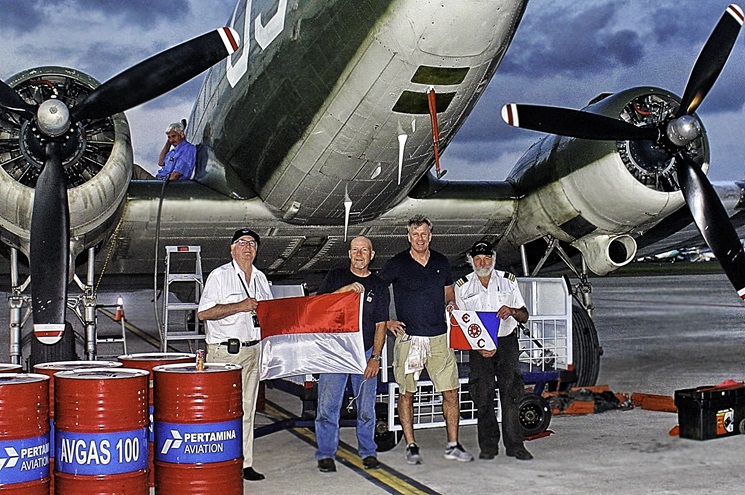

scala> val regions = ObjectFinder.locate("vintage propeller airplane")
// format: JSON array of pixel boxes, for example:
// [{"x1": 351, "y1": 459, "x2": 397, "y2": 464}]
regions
[{"x1": 0, "y1": 1, "x2": 743, "y2": 385}]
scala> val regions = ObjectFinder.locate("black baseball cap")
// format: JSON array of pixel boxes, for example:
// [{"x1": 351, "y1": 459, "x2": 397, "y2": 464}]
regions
[
  {"x1": 469, "y1": 240, "x2": 495, "y2": 257},
  {"x1": 231, "y1": 228, "x2": 260, "y2": 246}
]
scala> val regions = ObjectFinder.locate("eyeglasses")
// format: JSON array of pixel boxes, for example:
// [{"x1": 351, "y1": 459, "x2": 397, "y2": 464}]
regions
[{"x1": 233, "y1": 239, "x2": 257, "y2": 248}]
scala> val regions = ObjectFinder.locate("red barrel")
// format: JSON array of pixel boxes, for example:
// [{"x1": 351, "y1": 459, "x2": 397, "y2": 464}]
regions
[
  {"x1": 152, "y1": 363, "x2": 243, "y2": 495},
  {"x1": 32, "y1": 361, "x2": 122, "y2": 495},
  {"x1": 0, "y1": 373, "x2": 50, "y2": 494},
  {"x1": 0, "y1": 364, "x2": 23, "y2": 373},
  {"x1": 53, "y1": 368, "x2": 149, "y2": 495},
  {"x1": 117, "y1": 353, "x2": 195, "y2": 488}
]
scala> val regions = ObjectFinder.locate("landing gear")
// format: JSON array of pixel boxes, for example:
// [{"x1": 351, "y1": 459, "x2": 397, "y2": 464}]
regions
[
  {"x1": 8, "y1": 246, "x2": 104, "y2": 366},
  {"x1": 571, "y1": 303, "x2": 601, "y2": 387},
  {"x1": 520, "y1": 240, "x2": 602, "y2": 388}
]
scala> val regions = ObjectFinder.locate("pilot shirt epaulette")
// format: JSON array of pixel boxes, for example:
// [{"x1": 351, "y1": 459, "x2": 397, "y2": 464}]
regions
[
  {"x1": 455, "y1": 276, "x2": 468, "y2": 287},
  {"x1": 505, "y1": 272, "x2": 516, "y2": 282}
]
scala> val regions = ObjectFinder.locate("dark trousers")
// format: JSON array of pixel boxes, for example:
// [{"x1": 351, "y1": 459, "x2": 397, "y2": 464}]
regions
[{"x1": 468, "y1": 331, "x2": 525, "y2": 455}]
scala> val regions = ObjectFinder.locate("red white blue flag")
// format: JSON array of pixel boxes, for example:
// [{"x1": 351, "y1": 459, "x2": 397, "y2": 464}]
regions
[
  {"x1": 449, "y1": 310, "x2": 499, "y2": 351},
  {"x1": 255, "y1": 292, "x2": 366, "y2": 380}
]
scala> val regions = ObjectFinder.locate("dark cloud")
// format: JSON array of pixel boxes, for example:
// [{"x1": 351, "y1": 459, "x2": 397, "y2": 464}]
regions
[
  {"x1": 51, "y1": 0, "x2": 185, "y2": 28},
  {"x1": 649, "y1": 5, "x2": 713, "y2": 45},
  {"x1": 500, "y1": 3, "x2": 645, "y2": 78},
  {"x1": 0, "y1": 1, "x2": 44, "y2": 32}
]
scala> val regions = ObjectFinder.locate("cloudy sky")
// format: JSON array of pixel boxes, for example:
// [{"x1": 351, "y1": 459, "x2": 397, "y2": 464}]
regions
[{"x1": 1, "y1": 0, "x2": 743, "y2": 181}]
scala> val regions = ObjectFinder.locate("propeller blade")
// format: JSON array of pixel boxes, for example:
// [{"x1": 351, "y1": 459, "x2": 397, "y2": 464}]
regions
[
  {"x1": 501, "y1": 103, "x2": 659, "y2": 141},
  {"x1": 71, "y1": 27, "x2": 239, "y2": 122},
  {"x1": 0, "y1": 80, "x2": 35, "y2": 118},
  {"x1": 676, "y1": 155, "x2": 745, "y2": 299},
  {"x1": 30, "y1": 142, "x2": 70, "y2": 333},
  {"x1": 677, "y1": 4, "x2": 744, "y2": 117}
]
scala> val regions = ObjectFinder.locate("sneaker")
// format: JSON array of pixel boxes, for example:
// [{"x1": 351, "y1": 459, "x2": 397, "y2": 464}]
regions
[
  {"x1": 318, "y1": 458, "x2": 336, "y2": 472},
  {"x1": 405, "y1": 443, "x2": 423, "y2": 464},
  {"x1": 478, "y1": 451, "x2": 497, "y2": 460},
  {"x1": 362, "y1": 456, "x2": 380, "y2": 469},
  {"x1": 444, "y1": 443, "x2": 474, "y2": 462},
  {"x1": 506, "y1": 446, "x2": 533, "y2": 461}
]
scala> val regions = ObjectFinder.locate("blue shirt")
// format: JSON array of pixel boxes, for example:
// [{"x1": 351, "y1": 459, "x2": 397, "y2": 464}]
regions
[
  {"x1": 378, "y1": 249, "x2": 453, "y2": 337},
  {"x1": 156, "y1": 140, "x2": 196, "y2": 180}
]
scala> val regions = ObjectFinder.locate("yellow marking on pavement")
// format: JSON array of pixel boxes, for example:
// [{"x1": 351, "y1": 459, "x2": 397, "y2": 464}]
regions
[{"x1": 264, "y1": 402, "x2": 440, "y2": 495}]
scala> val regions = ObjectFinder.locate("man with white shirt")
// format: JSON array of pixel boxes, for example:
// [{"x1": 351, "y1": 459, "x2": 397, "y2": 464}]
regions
[
  {"x1": 198, "y1": 227, "x2": 273, "y2": 481},
  {"x1": 453, "y1": 240, "x2": 532, "y2": 461}
]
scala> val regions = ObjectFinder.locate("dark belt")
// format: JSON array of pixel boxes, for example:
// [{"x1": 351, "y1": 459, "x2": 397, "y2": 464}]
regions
[{"x1": 218, "y1": 340, "x2": 260, "y2": 347}]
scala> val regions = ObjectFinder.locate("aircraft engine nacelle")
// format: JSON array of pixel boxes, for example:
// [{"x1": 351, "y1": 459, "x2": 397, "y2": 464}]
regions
[
  {"x1": 0, "y1": 67, "x2": 132, "y2": 266},
  {"x1": 505, "y1": 87, "x2": 709, "y2": 275},
  {"x1": 572, "y1": 234, "x2": 637, "y2": 276}
]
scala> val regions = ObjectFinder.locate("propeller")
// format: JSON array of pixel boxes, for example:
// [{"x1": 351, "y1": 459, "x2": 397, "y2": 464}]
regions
[
  {"x1": 1, "y1": 26, "x2": 240, "y2": 338},
  {"x1": 500, "y1": 4, "x2": 745, "y2": 299}
]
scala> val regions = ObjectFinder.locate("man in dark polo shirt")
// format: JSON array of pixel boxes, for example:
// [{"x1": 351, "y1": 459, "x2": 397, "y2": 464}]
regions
[
  {"x1": 378, "y1": 215, "x2": 473, "y2": 465},
  {"x1": 314, "y1": 236, "x2": 389, "y2": 473}
]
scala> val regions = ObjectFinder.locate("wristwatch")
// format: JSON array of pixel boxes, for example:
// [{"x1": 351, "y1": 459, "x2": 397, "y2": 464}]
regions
[{"x1": 370, "y1": 354, "x2": 382, "y2": 361}]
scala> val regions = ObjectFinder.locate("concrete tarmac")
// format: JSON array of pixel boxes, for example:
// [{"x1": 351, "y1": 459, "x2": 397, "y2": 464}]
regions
[{"x1": 2, "y1": 271, "x2": 744, "y2": 494}]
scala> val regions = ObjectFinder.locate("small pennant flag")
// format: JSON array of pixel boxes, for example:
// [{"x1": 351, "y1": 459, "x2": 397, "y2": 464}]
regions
[{"x1": 449, "y1": 310, "x2": 499, "y2": 351}]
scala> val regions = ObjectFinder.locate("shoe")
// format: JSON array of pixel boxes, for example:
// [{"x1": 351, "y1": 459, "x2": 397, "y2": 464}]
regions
[
  {"x1": 506, "y1": 446, "x2": 533, "y2": 461},
  {"x1": 318, "y1": 458, "x2": 336, "y2": 472},
  {"x1": 478, "y1": 451, "x2": 497, "y2": 460},
  {"x1": 444, "y1": 443, "x2": 474, "y2": 462},
  {"x1": 362, "y1": 456, "x2": 380, "y2": 469},
  {"x1": 242, "y1": 467, "x2": 265, "y2": 481},
  {"x1": 405, "y1": 443, "x2": 423, "y2": 464}
]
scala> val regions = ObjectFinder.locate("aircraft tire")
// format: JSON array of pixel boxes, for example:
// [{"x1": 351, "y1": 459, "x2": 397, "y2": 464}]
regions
[
  {"x1": 517, "y1": 393, "x2": 552, "y2": 437},
  {"x1": 571, "y1": 304, "x2": 602, "y2": 387},
  {"x1": 374, "y1": 402, "x2": 401, "y2": 452}
]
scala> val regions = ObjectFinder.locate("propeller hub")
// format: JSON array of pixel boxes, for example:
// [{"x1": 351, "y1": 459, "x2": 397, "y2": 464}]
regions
[
  {"x1": 666, "y1": 115, "x2": 701, "y2": 147},
  {"x1": 36, "y1": 98, "x2": 71, "y2": 137}
]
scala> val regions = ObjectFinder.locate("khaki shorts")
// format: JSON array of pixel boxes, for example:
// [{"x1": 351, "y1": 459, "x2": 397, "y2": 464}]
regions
[{"x1": 393, "y1": 333, "x2": 459, "y2": 394}]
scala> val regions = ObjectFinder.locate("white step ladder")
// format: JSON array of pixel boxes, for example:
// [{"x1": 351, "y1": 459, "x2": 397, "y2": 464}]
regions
[{"x1": 161, "y1": 245, "x2": 204, "y2": 351}]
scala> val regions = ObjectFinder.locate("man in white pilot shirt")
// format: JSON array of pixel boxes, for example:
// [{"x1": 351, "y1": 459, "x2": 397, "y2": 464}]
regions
[
  {"x1": 198, "y1": 228, "x2": 273, "y2": 481},
  {"x1": 453, "y1": 240, "x2": 533, "y2": 461}
]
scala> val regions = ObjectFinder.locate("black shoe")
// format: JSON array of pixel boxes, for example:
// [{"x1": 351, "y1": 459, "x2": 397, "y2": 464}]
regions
[
  {"x1": 362, "y1": 456, "x2": 380, "y2": 469},
  {"x1": 318, "y1": 458, "x2": 336, "y2": 472},
  {"x1": 243, "y1": 467, "x2": 266, "y2": 481},
  {"x1": 506, "y1": 446, "x2": 533, "y2": 461},
  {"x1": 478, "y1": 451, "x2": 497, "y2": 460}
]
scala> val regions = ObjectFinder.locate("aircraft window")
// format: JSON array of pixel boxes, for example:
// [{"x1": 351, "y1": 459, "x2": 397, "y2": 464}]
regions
[
  {"x1": 392, "y1": 91, "x2": 456, "y2": 114},
  {"x1": 411, "y1": 66, "x2": 469, "y2": 86}
]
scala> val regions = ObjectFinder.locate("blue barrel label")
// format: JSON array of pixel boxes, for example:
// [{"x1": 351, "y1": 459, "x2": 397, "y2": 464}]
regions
[
  {"x1": 0, "y1": 434, "x2": 50, "y2": 484},
  {"x1": 55, "y1": 428, "x2": 148, "y2": 475},
  {"x1": 154, "y1": 419, "x2": 242, "y2": 464}
]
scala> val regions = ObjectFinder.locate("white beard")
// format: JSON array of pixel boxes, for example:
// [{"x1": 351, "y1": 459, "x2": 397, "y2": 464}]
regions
[{"x1": 472, "y1": 260, "x2": 495, "y2": 278}]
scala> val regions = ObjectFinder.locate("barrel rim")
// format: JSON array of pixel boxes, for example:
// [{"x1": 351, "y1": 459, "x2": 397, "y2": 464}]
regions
[
  {"x1": 0, "y1": 372, "x2": 50, "y2": 383},
  {"x1": 53, "y1": 367, "x2": 150, "y2": 379},
  {"x1": 33, "y1": 360, "x2": 123, "y2": 370},
  {"x1": 152, "y1": 362, "x2": 243, "y2": 373}
]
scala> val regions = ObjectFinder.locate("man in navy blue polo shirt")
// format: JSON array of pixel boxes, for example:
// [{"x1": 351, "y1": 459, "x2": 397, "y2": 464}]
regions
[{"x1": 378, "y1": 215, "x2": 473, "y2": 465}]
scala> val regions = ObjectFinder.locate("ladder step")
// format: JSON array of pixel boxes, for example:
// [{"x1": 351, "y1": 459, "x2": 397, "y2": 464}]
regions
[
  {"x1": 166, "y1": 245, "x2": 201, "y2": 253},
  {"x1": 167, "y1": 273, "x2": 203, "y2": 283},
  {"x1": 165, "y1": 333, "x2": 206, "y2": 340},
  {"x1": 166, "y1": 302, "x2": 200, "y2": 311},
  {"x1": 96, "y1": 338, "x2": 125, "y2": 343}
]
